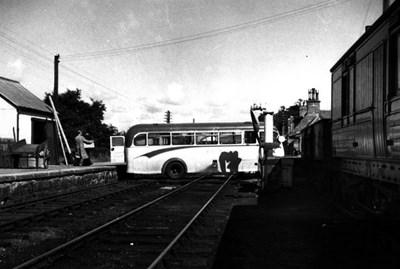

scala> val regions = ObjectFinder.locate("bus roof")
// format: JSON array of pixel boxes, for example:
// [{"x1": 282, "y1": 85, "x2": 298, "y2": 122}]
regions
[{"x1": 125, "y1": 122, "x2": 257, "y2": 147}]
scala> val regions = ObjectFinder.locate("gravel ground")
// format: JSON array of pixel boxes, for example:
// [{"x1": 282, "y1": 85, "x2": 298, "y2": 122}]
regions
[
  {"x1": 0, "y1": 183, "x2": 172, "y2": 268},
  {"x1": 212, "y1": 179, "x2": 399, "y2": 269}
]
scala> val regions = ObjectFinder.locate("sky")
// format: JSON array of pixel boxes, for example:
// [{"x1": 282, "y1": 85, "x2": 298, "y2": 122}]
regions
[{"x1": 0, "y1": 0, "x2": 383, "y2": 132}]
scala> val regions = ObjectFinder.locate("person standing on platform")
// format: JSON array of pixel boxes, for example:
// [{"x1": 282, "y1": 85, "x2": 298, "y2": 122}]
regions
[{"x1": 74, "y1": 130, "x2": 94, "y2": 166}]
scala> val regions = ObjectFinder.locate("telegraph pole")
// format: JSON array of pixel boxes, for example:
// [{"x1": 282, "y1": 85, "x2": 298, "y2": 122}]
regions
[
  {"x1": 164, "y1": 110, "x2": 172, "y2": 123},
  {"x1": 52, "y1": 54, "x2": 61, "y2": 164},
  {"x1": 53, "y1": 54, "x2": 60, "y2": 109}
]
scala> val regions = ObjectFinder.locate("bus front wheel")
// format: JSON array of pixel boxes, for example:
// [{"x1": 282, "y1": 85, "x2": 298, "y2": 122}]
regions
[{"x1": 165, "y1": 162, "x2": 185, "y2": 180}]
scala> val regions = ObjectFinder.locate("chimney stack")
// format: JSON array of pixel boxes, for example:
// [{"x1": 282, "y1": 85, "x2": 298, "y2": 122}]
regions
[{"x1": 306, "y1": 88, "x2": 320, "y2": 116}]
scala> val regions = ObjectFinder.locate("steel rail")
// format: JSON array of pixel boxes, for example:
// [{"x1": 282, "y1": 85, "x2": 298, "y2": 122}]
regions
[
  {"x1": 147, "y1": 174, "x2": 233, "y2": 269},
  {"x1": 1, "y1": 182, "x2": 148, "y2": 232},
  {"x1": 13, "y1": 174, "x2": 210, "y2": 269}
]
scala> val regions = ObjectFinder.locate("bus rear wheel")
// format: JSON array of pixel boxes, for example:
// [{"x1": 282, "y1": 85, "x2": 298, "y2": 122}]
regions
[{"x1": 165, "y1": 162, "x2": 185, "y2": 180}]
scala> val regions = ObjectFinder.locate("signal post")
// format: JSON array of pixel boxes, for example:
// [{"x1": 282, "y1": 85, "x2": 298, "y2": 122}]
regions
[{"x1": 250, "y1": 106, "x2": 280, "y2": 192}]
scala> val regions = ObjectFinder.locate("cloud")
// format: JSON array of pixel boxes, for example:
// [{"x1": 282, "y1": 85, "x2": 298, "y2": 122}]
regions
[
  {"x1": 7, "y1": 59, "x2": 25, "y2": 78},
  {"x1": 158, "y1": 83, "x2": 185, "y2": 105},
  {"x1": 103, "y1": 79, "x2": 259, "y2": 131},
  {"x1": 145, "y1": 103, "x2": 163, "y2": 114},
  {"x1": 158, "y1": 83, "x2": 185, "y2": 106},
  {"x1": 118, "y1": 13, "x2": 140, "y2": 36}
]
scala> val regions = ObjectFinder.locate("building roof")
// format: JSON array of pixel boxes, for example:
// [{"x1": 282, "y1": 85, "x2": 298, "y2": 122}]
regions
[
  {"x1": 289, "y1": 115, "x2": 317, "y2": 136},
  {"x1": 320, "y1": 110, "x2": 331, "y2": 119},
  {"x1": 288, "y1": 111, "x2": 331, "y2": 137},
  {"x1": 0, "y1": 76, "x2": 53, "y2": 115}
]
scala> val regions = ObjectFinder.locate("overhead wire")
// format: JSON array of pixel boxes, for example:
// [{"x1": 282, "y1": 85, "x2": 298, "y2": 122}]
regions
[
  {"x1": 0, "y1": 30, "x2": 53, "y2": 63},
  {"x1": 0, "y1": 25, "x2": 146, "y2": 106},
  {"x1": 59, "y1": 63, "x2": 148, "y2": 106},
  {"x1": 360, "y1": 0, "x2": 373, "y2": 35},
  {"x1": 0, "y1": 38, "x2": 54, "y2": 77},
  {"x1": 0, "y1": 57, "x2": 49, "y2": 84},
  {"x1": 0, "y1": 26, "x2": 105, "y2": 85},
  {"x1": 62, "y1": 0, "x2": 351, "y2": 61},
  {"x1": 1, "y1": 0, "x2": 354, "y2": 109}
]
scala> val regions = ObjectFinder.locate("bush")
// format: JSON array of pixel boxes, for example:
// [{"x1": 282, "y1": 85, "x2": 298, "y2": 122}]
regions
[{"x1": 89, "y1": 147, "x2": 110, "y2": 162}]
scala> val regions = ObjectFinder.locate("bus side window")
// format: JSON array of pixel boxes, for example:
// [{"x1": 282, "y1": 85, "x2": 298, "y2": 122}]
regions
[
  {"x1": 220, "y1": 132, "x2": 242, "y2": 144},
  {"x1": 134, "y1": 133, "x2": 147, "y2": 146},
  {"x1": 172, "y1": 133, "x2": 194, "y2": 145},
  {"x1": 149, "y1": 133, "x2": 171, "y2": 146},
  {"x1": 196, "y1": 132, "x2": 218, "y2": 144},
  {"x1": 244, "y1": 131, "x2": 257, "y2": 144}
]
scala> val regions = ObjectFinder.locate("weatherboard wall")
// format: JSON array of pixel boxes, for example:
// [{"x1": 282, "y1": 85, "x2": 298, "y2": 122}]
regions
[{"x1": 0, "y1": 97, "x2": 17, "y2": 140}]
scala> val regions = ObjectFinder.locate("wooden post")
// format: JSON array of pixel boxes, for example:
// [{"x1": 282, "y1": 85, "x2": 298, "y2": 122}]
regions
[
  {"x1": 49, "y1": 96, "x2": 71, "y2": 154},
  {"x1": 49, "y1": 95, "x2": 71, "y2": 165},
  {"x1": 53, "y1": 110, "x2": 68, "y2": 165}
]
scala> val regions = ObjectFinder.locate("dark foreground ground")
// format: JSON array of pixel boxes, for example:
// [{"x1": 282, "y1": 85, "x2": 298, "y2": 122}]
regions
[{"x1": 213, "y1": 179, "x2": 399, "y2": 269}]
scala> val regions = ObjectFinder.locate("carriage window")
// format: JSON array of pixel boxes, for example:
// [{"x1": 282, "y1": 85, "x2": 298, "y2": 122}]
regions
[
  {"x1": 196, "y1": 132, "x2": 218, "y2": 144},
  {"x1": 394, "y1": 33, "x2": 400, "y2": 96},
  {"x1": 389, "y1": 32, "x2": 400, "y2": 96},
  {"x1": 148, "y1": 133, "x2": 171, "y2": 146},
  {"x1": 397, "y1": 34, "x2": 400, "y2": 94},
  {"x1": 220, "y1": 132, "x2": 242, "y2": 144},
  {"x1": 342, "y1": 71, "x2": 350, "y2": 116},
  {"x1": 172, "y1": 133, "x2": 194, "y2": 145},
  {"x1": 134, "y1": 133, "x2": 146, "y2": 146},
  {"x1": 244, "y1": 131, "x2": 257, "y2": 143}
]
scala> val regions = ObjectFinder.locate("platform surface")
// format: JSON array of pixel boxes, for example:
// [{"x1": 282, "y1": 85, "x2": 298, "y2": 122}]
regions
[{"x1": 0, "y1": 162, "x2": 125, "y2": 178}]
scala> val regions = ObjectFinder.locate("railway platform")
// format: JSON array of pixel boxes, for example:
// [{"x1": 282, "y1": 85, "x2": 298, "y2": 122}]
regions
[
  {"x1": 0, "y1": 162, "x2": 125, "y2": 176},
  {"x1": 0, "y1": 162, "x2": 124, "y2": 205},
  {"x1": 213, "y1": 176, "x2": 400, "y2": 269},
  {"x1": 214, "y1": 178, "x2": 326, "y2": 268}
]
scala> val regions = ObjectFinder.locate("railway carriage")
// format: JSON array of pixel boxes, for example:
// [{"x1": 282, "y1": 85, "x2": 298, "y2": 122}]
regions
[{"x1": 325, "y1": 0, "x2": 400, "y2": 214}]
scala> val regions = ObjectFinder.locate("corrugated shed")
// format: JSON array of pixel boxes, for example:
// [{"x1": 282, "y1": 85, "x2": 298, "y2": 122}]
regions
[{"x1": 0, "y1": 76, "x2": 52, "y2": 115}]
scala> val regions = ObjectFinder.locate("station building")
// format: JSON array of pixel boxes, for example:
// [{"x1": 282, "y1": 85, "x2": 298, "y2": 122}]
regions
[
  {"x1": 287, "y1": 88, "x2": 331, "y2": 155},
  {"x1": 0, "y1": 76, "x2": 58, "y2": 167}
]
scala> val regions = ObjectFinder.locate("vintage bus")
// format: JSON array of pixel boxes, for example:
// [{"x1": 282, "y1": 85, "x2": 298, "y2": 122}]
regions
[{"x1": 124, "y1": 122, "x2": 283, "y2": 179}]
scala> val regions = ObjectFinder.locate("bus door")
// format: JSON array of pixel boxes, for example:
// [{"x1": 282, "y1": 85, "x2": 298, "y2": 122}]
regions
[{"x1": 110, "y1": 136, "x2": 125, "y2": 163}]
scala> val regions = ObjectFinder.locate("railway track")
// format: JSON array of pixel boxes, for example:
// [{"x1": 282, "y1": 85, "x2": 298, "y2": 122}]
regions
[
  {"x1": 0, "y1": 181, "x2": 148, "y2": 232},
  {"x1": 0, "y1": 179, "x2": 198, "y2": 268},
  {"x1": 10, "y1": 174, "x2": 236, "y2": 269}
]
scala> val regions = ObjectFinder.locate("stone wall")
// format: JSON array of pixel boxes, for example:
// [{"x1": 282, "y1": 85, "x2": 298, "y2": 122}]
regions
[{"x1": 0, "y1": 166, "x2": 118, "y2": 205}]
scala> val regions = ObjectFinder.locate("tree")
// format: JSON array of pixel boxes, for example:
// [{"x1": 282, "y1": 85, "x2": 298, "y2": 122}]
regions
[
  {"x1": 44, "y1": 89, "x2": 120, "y2": 154},
  {"x1": 273, "y1": 103, "x2": 302, "y2": 135}
]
